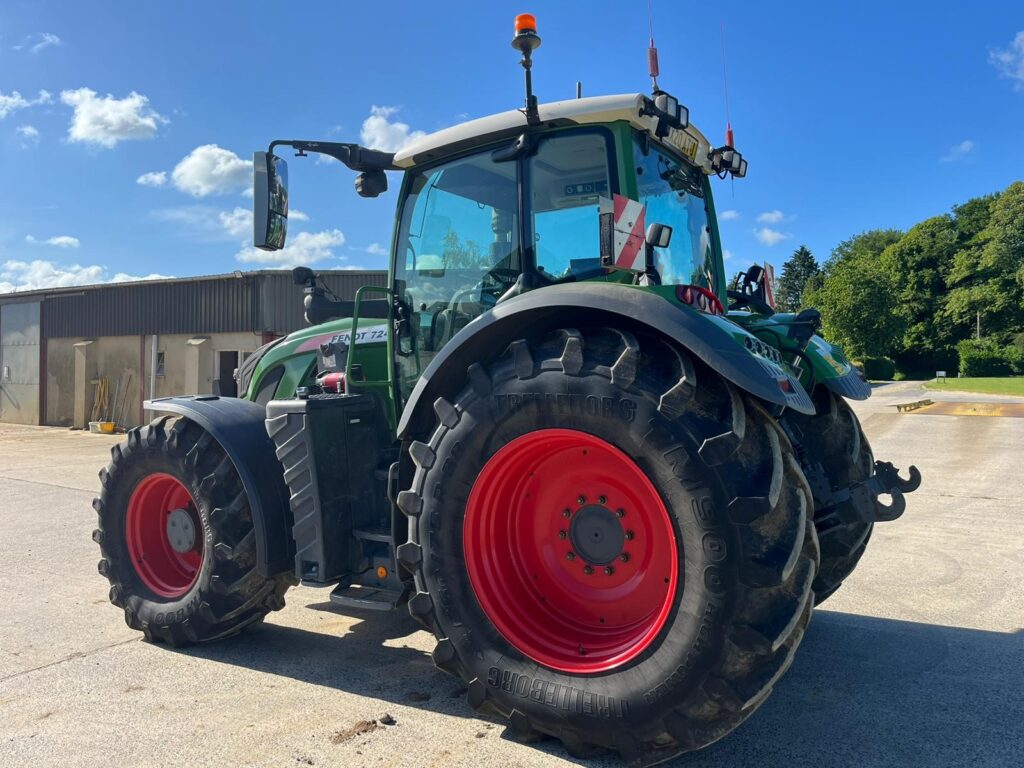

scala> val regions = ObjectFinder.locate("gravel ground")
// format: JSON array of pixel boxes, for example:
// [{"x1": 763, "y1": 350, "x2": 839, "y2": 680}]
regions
[{"x1": 1, "y1": 382, "x2": 1021, "y2": 767}]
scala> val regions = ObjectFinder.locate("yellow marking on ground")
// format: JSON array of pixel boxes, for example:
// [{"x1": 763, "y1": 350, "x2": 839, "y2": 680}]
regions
[{"x1": 909, "y1": 402, "x2": 1024, "y2": 418}]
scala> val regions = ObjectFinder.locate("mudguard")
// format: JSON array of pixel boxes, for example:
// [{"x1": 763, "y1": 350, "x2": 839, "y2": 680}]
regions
[
  {"x1": 397, "y1": 282, "x2": 815, "y2": 438},
  {"x1": 144, "y1": 395, "x2": 292, "y2": 577},
  {"x1": 804, "y1": 335, "x2": 872, "y2": 400}
]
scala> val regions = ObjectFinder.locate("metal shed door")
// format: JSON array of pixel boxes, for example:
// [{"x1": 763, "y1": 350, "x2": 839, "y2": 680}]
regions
[{"x1": 0, "y1": 301, "x2": 41, "y2": 425}]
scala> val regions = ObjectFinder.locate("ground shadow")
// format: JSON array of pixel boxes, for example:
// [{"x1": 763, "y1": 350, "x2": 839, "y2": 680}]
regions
[{"x1": 172, "y1": 605, "x2": 1024, "y2": 767}]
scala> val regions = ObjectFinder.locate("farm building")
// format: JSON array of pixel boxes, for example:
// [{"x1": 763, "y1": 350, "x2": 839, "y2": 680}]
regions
[{"x1": 0, "y1": 270, "x2": 386, "y2": 429}]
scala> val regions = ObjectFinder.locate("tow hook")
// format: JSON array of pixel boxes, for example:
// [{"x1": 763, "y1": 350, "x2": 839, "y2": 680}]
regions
[{"x1": 817, "y1": 461, "x2": 922, "y2": 525}]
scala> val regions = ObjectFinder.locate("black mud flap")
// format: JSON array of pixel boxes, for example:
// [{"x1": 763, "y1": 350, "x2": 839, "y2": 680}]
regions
[{"x1": 808, "y1": 460, "x2": 922, "y2": 525}]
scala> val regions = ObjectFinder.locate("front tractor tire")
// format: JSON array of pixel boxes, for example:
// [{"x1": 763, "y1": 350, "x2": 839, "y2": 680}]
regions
[
  {"x1": 783, "y1": 390, "x2": 875, "y2": 605},
  {"x1": 93, "y1": 416, "x2": 291, "y2": 645},
  {"x1": 398, "y1": 328, "x2": 819, "y2": 765}
]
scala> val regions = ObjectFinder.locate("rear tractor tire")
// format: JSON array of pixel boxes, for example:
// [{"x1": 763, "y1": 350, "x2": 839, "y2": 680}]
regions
[
  {"x1": 783, "y1": 390, "x2": 874, "y2": 605},
  {"x1": 93, "y1": 416, "x2": 291, "y2": 645},
  {"x1": 398, "y1": 327, "x2": 819, "y2": 765}
]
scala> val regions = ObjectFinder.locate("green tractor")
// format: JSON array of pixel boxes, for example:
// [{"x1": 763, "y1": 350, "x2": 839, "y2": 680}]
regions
[{"x1": 94, "y1": 15, "x2": 920, "y2": 765}]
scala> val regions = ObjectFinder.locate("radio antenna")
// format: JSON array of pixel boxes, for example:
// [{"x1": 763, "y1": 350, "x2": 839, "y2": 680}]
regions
[
  {"x1": 647, "y1": 0, "x2": 660, "y2": 92},
  {"x1": 720, "y1": 21, "x2": 735, "y2": 196}
]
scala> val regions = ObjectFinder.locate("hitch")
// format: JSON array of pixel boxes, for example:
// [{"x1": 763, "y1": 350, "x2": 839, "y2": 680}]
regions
[{"x1": 812, "y1": 460, "x2": 921, "y2": 526}]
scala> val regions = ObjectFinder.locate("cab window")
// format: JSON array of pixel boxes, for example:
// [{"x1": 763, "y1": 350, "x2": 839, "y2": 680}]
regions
[
  {"x1": 394, "y1": 148, "x2": 520, "y2": 397},
  {"x1": 632, "y1": 134, "x2": 716, "y2": 288},
  {"x1": 529, "y1": 131, "x2": 614, "y2": 279}
]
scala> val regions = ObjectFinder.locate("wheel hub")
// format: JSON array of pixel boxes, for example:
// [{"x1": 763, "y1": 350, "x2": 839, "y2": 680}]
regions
[
  {"x1": 569, "y1": 504, "x2": 624, "y2": 565},
  {"x1": 166, "y1": 508, "x2": 197, "y2": 553}
]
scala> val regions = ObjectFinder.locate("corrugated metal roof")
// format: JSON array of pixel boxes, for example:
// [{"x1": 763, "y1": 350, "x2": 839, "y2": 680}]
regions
[{"x1": 13, "y1": 270, "x2": 388, "y2": 339}]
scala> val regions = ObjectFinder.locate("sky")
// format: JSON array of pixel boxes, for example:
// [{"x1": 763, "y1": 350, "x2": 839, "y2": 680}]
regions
[{"x1": 1, "y1": 0, "x2": 1023, "y2": 292}]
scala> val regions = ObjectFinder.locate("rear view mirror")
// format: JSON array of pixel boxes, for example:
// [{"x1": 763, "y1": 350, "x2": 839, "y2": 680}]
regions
[
  {"x1": 646, "y1": 222, "x2": 673, "y2": 249},
  {"x1": 254, "y1": 151, "x2": 289, "y2": 250}
]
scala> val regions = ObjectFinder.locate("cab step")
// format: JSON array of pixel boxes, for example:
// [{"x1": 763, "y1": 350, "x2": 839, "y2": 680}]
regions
[{"x1": 329, "y1": 583, "x2": 405, "y2": 611}]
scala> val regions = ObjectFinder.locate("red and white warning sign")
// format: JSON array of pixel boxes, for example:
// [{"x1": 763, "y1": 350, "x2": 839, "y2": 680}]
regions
[
  {"x1": 599, "y1": 194, "x2": 646, "y2": 272},
  {"x1": 763, "y1": 262, "x2": 777, "y2": 310}
]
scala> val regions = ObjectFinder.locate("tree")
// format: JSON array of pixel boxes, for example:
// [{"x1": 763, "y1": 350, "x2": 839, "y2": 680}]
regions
[
  {"x1": 804, "y1": 230, "x2": 904, "y2": 358},
  {"x1": 775, "y1": 245, "x2": 819, "y2": 312}
]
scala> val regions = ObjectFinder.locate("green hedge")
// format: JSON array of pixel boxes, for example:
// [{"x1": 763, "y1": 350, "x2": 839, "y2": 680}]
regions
[
  {"x1": 853, "y1": 356, "x2": 896, "y2": 380},
  {"x1": 956, "y1": 339, "x2": 1024, "y2": 377}
]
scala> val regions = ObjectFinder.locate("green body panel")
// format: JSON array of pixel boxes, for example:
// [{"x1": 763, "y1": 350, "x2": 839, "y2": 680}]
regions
[{"x1": 729, "y1": 311, "x2": 860, "y2": 388}]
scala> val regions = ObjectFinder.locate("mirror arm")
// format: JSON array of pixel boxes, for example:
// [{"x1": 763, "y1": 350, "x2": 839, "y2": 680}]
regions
[{"x1": 267, "y1": 140, "x2": 398, "y2": 172}]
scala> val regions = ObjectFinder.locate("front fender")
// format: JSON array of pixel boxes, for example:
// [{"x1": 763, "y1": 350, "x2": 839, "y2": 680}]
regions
[
  {"x1": 144, "y1": 396, "x2": 293, "y2": 577},
  {"x1": 397, "y1": 283, "x2": 814, "y2": 438},
  {"x1": 804, "y1": 334, "x2": 872, "y2": 400}
]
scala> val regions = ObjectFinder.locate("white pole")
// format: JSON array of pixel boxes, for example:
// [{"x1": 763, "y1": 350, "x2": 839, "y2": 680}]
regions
[{"x1": 147, "y1": 333, "x2": 158, "y2": 415}]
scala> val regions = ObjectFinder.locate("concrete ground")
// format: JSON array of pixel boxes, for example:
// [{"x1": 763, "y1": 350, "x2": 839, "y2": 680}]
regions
[{"x1": 1, "y1": 382, "x2": 1022, "y2": 767}]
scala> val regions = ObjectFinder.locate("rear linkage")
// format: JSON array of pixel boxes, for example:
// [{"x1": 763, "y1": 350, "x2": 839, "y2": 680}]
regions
[{"x1": 805, "y1": 459, "x2": 922, "y2": 525}]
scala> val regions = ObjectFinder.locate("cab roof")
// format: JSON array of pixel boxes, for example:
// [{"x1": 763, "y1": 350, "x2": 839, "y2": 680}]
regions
[{"x1": 392, "y1": 93, "x2": 715, "y2": 173}]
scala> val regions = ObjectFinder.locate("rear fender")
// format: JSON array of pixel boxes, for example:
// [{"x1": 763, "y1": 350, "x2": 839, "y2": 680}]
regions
[
  {"x1": 803, "y1": 334, "x2": 872, "y2": 400},
  {"x1": 397, "y1": 282, "x2": 815, "y2": 439},
  {"x1": 144, "y1": 396, "x2": 293, "y2": 577}
]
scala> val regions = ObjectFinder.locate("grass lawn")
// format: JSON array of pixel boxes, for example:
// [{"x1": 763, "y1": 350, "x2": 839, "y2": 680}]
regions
[{"x1": 924, "y1": 377, "x2": 1024, "y2": 396}]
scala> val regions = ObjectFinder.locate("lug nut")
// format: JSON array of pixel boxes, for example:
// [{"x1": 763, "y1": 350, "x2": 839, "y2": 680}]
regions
[
  {"x1": 577, "y1": 495, "x2": 586, "y2": 505},
  {"x1": 562, "y1": 508, "x2": 571, "y2": 518},
  {"x1": 619, "y1": 552, "x2": 630, "y2": 563},
  {"x1": 583, "y1": 565, "x2": 594, "y2": 575},
  {"x1": 615, "y1": 508, "x2": 625, "y2": 518},
  {"x1": 598, "y1": 495, "x2": 607, "y2": 505},
  {"x1": 604, "y1": 566, "x2": 615, "y2": 576},
  {"x1": 558, "y1": 530, "x2": 568, "y2": 540},
  {"x1": 625, "y1": 530, "x2": 634, "y2": 540},
  {"x1": 566, "y1": 551, "x2": 576, "y2": 561}
]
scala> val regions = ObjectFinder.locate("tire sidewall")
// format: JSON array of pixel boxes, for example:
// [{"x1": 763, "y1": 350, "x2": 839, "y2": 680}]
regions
[{"x1": 417, "y1": 364, "x2": 742, "y2": 729}]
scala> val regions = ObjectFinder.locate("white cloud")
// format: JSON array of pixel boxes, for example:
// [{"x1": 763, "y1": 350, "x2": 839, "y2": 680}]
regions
[
  {"x1": 365, "y1": 242, "x2": 387, "y2": 255},
  {"x1": 171, "y1": 144, "x2": 252, "y2": 197},
  {"x1": 16, "y1": 124, "x2": 39, "y2": 147},
  {"x1": 990, "y1": 31, "x2": 1024, "y2": 89},
  {"x1": 136, "y1": 170, "x2": 167, "y2": 187},
  {"x1": 719, "y1": 210, "x2": 740, "y2": 221},
  {"x1": 753, "y1": 227, "x2": 789, "y2": 246},
  {"x1": 289, "y1": 209, "x2": 310, "y2": 221},
  {"x1": 0, "y1": 89, "x2": 52, "y2": 119},
  {"x1": 940, "y1": 139, "x2": 975, "y2": 162},
  {"x1": 0, "y1": 259, "x2": 171, "y2": 294},
  {"x1": 60, "y1": 88, "x2": 166, "y2": 148},
  {"x1": 756, "y1": 210, "x2": 785, "y2": 224},
  {"x1": 218, "y1": 206, "x2": 252, "y2": 238},
  {"x1": 723, "y1": 248, "x2": 734, "y2": 261},
  {"x1": 12, "y1": 32, "x2": 62, "y2": 54},
  {"x1": 25, "y1": 234, "x2": 80, "y2": 248},
  {"x1": 235, "y1": 229, "x2": 345, "y2": 268},
  {"x1": 360, "y1": 105, "x2": 426, "y2": 152},
  {"x1": 30, "y1": 32, "x2": 62, "y2": 54}
]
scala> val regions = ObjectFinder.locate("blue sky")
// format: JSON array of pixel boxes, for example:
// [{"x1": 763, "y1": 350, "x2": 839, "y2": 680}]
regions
[{"x1": 1, "y1": 0, "x2": 1022, "y2": 291}]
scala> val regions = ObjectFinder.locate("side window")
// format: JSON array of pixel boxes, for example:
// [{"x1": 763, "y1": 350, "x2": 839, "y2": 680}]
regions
[{"x1": 529, "y1": 132, "x2": 612, "y2": 279}]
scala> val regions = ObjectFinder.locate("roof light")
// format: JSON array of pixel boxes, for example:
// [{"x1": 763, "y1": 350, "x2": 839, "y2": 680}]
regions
[{"x1": 514, "y1": 13, "x2": 537, "y2": 35}]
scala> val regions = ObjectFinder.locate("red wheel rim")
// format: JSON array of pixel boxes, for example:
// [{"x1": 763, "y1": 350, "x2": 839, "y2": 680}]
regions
[
  {"x1": 464, "y1": 429, "x2": 679, "y2": 673},
  {"x1": 126, "y1": 473, "x2": 203, "y2": 598}
]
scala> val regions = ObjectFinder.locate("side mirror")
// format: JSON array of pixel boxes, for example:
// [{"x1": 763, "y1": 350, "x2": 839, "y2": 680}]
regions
[
  {"x1": 292, "y1": 266, "x2": 315, "y2": 287},
  {"x1": 645, "y1": 222, "x2": 673, "y2": 249},
  {"x1": 253, "y1": 151, "x2": 289, "y2": 251}
]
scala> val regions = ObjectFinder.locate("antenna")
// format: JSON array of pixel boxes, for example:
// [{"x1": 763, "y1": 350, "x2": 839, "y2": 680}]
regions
[
  {"x1": 647, "y1": 0, "x2": 660, "y2": 92},
  {"x1": 720, "y1": 21, "x2": 733, "y2": 146},
  {"x1": 576, "y1": 81, "x2": 582, "y2": 99}
]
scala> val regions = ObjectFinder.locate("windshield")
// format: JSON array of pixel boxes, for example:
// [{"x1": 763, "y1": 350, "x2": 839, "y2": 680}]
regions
[{"x1": 632, "y1": 134, "x2": 716, "y2": 289}]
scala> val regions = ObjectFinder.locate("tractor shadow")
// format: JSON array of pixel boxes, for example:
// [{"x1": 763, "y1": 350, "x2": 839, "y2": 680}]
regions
[{"x1": 171, "y1": 605, "x2": 1024, "y2": 767}]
